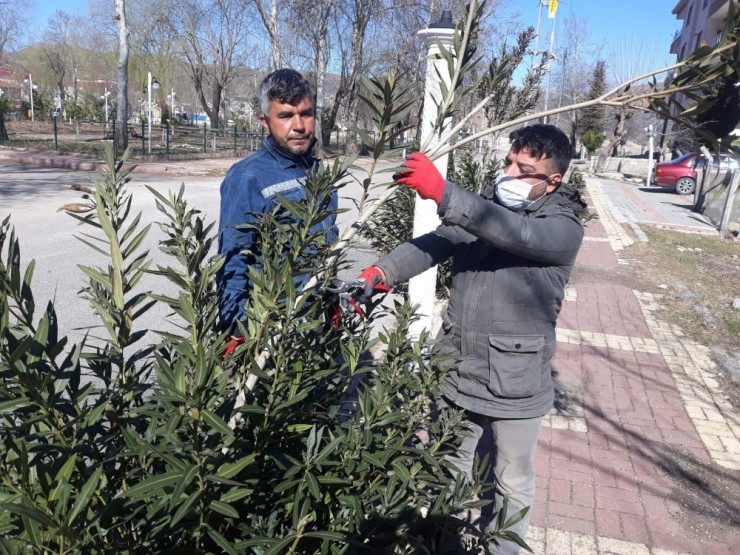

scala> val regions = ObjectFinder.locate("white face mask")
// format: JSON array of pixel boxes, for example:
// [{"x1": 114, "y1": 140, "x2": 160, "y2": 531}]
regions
[{"x1": 495, "y1": 174, "x2": 549, "y2": 211}]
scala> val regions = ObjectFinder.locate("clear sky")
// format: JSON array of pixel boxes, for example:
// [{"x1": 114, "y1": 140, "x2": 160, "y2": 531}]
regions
[
  {"x1": 498, "y1": 0, "x2": 681, "y2": 74},
  {"x1": 31, "y1": 0, "x2": 682, "y2": 73},
  {"x1": 30, "y1": 0, "x2": 91, "y2": 39}
]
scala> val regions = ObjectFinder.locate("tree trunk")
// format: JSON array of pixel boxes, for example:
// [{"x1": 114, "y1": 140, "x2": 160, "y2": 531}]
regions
[
  {"x1": 595, "y1": 107, "x2": 633, "y2": 173},
  {"x1": 0, "y1": 112, "x2": 8, "y2": 142},
  {"x1": 313, "y1": 3, "x2": 331, "y2": 156},
  {"x1": 114, "y1": 0, "x2": 130, "y2": 155},
  {"x1": 342, "y1": 0, "x2": 370, "y2": 156},
  {"x1": 255, "y1": 0, "x2": 281, "y2": 70}
]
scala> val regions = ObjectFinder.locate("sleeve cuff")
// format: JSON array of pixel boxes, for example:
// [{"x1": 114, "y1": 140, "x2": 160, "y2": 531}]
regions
[{"x1": 437, "y1": 181, "x2": 454, "y2": 216}]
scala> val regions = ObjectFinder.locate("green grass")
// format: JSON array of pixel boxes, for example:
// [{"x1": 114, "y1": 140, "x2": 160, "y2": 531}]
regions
[{"x1": 632, "y1": 226, "x2": 740, "y2": 351}]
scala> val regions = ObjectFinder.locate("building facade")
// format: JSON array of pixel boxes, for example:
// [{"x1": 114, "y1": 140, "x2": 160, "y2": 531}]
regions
[{"x1": 670, "y1": 0, "x2": 731, "y2": 60}]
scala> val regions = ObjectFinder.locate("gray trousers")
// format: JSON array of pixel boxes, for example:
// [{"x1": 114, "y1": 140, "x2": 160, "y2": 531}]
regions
[{"x1": 442, "y1": 402, "x2": 543, "y2": 555}]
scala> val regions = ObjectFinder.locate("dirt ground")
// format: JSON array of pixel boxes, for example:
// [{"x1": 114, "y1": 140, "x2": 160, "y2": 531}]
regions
[{"x1": 570, "y1": 222, "x2": 740, "y2": 545}]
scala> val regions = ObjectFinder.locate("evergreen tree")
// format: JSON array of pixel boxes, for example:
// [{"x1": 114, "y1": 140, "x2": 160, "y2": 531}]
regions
[{"x1": 578, "y1": 61, "x2": 607, "y2": 136}]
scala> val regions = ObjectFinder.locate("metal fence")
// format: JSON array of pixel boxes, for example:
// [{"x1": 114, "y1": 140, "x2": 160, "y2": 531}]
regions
[{"x1": 0, "y1": 117, "x2": 266, "y2": 159}]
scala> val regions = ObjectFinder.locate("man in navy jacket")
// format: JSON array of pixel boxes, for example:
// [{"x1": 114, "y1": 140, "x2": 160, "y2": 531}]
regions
[{"x1": 217, "y1": 69, "x2": 338, "y2": 335}]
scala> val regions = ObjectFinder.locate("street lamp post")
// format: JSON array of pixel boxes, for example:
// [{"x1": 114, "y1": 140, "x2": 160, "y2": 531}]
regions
[
  {"x1": 147, "y1": 72, "x2": 160, "y2": 154},
  {"x1": 168, "y1": 88, "x2": 176, "y2": 115},
  {"x1": 102, "y1": 87, "x2": 110, "y2": 123},
  {"x1": 645, "y1": 124, "x2": 655, "y2": 185},
  {"x1": 24, "y1": 74, "x2": 37, "y2": 122}
]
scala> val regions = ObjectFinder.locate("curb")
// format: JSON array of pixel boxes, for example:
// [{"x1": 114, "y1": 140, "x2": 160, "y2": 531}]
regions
[
  {"x1": 0, "y1": 148, "x2": 239, "y2": 176},
  {"x1": 0, "y1": 149, "x2": 102, "y2": 171}
]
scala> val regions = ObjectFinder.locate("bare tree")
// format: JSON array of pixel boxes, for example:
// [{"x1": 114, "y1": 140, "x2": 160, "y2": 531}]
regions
[
  {"x1": 593, "y1": 32, "x2": 670, "y2": 171},
  {"x1": 253, "y1": 0, "x2": 282, "y2": 70},
  {"x1": 282, "y1": 0, "x2": 336, "y2": 154},
  {"x1": 325, "y1": 0, "x2": 380, "y2": 155},
  {"x1": 41, "y1": 11, "x2": 90, "y2": 108},
  {"x1": 550, "y1": 14, "x2": 603, "y2": 154},
  {"x1": 115, "y1": 0, "x2": 130, "y2": 154},
  {"x1": 0, "y1": 0, "x2": 30, "y2": 63},
  {"x1": 168, "y1": 0, "x2": 251, "y2": 129}
]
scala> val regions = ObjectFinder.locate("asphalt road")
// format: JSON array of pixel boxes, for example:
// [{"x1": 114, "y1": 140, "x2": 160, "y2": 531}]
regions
[{"x1": 0, "y1": 162, "x2": 385, "y2": 347}]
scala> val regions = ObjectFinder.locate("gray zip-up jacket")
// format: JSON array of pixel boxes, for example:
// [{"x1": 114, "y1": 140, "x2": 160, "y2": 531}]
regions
[{"x1": 376, "y1": 181, "x2": 585, "y2": 418}]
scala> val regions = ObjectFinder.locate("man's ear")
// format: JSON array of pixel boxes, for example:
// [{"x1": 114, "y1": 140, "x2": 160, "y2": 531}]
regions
[
  {"x1": 545, "y1": 173, "x2": 562, "y2": 194},
  {"x1": 259, "y1": 114, "x2": 269, "y2": 132}
]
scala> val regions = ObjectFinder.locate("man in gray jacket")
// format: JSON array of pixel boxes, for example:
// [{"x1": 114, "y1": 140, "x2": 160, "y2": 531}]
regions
[{"x1": 357, "y1": 124, "x2": 585, "y2": 552}]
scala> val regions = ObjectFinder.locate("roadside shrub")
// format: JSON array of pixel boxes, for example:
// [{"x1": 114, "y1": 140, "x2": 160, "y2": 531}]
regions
[
  {"x1": 580, "y1": 129, "x2": 604, "y2": 156},
  {"x1": 0, "y1": 148, "x2": 527, "y2": 553}
]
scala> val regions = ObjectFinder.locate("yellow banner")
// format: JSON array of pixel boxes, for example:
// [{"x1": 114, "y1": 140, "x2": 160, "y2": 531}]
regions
[{"x1": 548, "y1": 0, "x2": 558, "y2": 18}]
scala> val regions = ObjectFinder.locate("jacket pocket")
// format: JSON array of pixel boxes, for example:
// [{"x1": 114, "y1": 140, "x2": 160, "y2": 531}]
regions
[{"x1": 488, "y1": 334, "x2": 544, "y2": 398}]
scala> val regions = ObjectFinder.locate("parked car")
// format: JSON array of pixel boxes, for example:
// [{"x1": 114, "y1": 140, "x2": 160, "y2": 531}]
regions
[{"x1": 652, "y1": 152, "x2": 738, "y2": 195}]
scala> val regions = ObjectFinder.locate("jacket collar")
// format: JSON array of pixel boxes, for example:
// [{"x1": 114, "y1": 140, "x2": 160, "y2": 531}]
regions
[
  {"x1": 523, "y1": 183, "x2": 587, "y2": 215},
  {"x1": 263, "y1": 136, "x2": 317, "y2": 170}
]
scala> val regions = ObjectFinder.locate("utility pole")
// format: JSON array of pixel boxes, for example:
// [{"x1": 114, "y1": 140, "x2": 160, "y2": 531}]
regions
[
  {"x1": 24, "y1": 74, "x2": 36, "y2": 121},
  {"x1": 541, "y1": 0, "x2": 558, "y2": 124},
  {"x1": 147, "y1": 72, "x2": 160, "y2": 154}
]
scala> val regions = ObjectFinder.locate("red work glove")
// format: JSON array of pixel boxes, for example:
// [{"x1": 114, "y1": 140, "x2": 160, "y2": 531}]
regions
[
  {"x1": 223, "y1": 336, "x2": 244, "y2": 358},
  {"x1": 357, "y1": 266, "x2": 390, "y2": 303},
  {"x1": 394, "y1": 152, "x2": 446, "y2": 204}
]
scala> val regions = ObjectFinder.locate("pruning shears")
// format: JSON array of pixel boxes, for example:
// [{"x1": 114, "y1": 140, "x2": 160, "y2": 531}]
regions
[{"x1": 326, "y1": 278, "x2": 368, "y2": 318}]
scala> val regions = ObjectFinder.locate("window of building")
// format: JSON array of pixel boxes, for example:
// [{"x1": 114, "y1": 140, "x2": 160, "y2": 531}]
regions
[
  {"x1": 687, "y1": 5, "x2": 693, "y2": 24},
  {"x1": 680, "y1": 44, "x2": 686, "y2": 60},
  {"x1": 703, "y1": 0, "x2": 708, "y2": 8},
  {"x1": 716, "y1": 30, "x2": 724, "y2": 45},
  {"x1": 695, "y1": 32, "x2": 703, "y2": 50}
]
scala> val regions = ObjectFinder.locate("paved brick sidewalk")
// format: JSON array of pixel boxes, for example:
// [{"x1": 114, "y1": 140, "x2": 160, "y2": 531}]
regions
[{"x1": 522, "y1": 178, "x2": 740, "y2": 554}]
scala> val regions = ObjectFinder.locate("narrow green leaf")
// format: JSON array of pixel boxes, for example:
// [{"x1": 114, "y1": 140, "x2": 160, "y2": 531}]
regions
[
  {"x1": 265, "y1": 535, "x2": 297, "y2": 555},
  {"x1": 216, "y1": 454, "x2": 257, "y2": 479},
  {"x1": 170, "y1": 489, "x2": 202, "y2": 527},
  {"x1": 503, "y1": 505, "x2": 530, "y2": 530},
  {"x1": 207, "y1": 528, "x2": 239, "y2": 555},
  {"x1": 67, "y1": 467, "x2": 102, "y2": 525},
  {"x1": 0, "y1": 399, "x2": 28, "y2": 414},
  {"x1": 306, "y1": 472, "x2": 321, "y2": 500},
  {"x1": 0, "y1": 503, "x2": 55, "y2": 528},
  {"x1": 210, "y1": 500, "x2": 239, "y2": 518},
  {"x1": 392, "y1": 461, "x2": 412, "y2": 486},
  {"x1": 201, "y1": 409, "x2": 234, "y2": 437},
  {"x1": 50, "y1": 454, "x2": 78, "y2": 502},
  {"x1": 121, "y1": 471, "x2": 181, "y2": 499},
  {"x1": 168, "y1": 465, "x2": 198, "y2": 512}
]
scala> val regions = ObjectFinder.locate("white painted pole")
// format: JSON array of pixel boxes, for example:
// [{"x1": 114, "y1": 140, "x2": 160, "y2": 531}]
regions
[
  {"x1": 28, "y1": 74, "x2": 35, "y2": 122},
  {"x1": 646, "y1": 124, "x2": 655, "y2": 185},
  {"x1": 542, "y1": 9, "x2": 557, "y2": 124},
  {"x1": 408, "y1": 12, "x2": 456, "y2": 341},
  {"x1": 104, "y1": 87, "x2": 109, "y2": 123},
  {"x1": 147, "y1": 72, "x2": 152, "y2": 154}
]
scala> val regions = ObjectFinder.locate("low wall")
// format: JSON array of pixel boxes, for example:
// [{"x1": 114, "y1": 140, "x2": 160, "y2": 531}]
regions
[
  {"x1": 598, "y1": 157, "x2": 651, "y2": 176},
  {"x1": 697, "y1": 169, "x2": 739, "y2": 227}
]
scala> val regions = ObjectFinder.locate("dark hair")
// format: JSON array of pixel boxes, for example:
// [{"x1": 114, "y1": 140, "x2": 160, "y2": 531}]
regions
[
  {"x1": 509, "y1": 124, "x2": 572, "y2": 175},
  {"x1": 259, "y1": 69, "x2": 314, "y2": 115}
]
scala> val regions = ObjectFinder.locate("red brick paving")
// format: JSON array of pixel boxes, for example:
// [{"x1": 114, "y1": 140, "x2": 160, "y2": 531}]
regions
[
  {"x1": 558, "y1": 283, "x2": 654, "y2": 338},
  {"x1": 574, "y1": 239, "x2": 619, "y2": 268},
  {"x1": 528, "y1": 203, "x2": 740, "y2": 554}
]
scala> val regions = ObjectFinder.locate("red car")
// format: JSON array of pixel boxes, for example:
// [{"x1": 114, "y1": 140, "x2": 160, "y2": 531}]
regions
[{"x1": 652, "y1": 152, "x2": 738, "y2": 195}]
